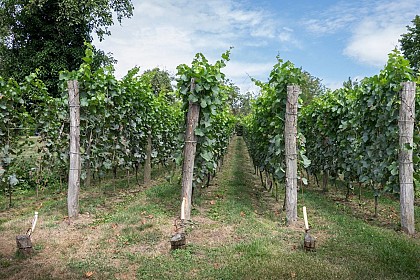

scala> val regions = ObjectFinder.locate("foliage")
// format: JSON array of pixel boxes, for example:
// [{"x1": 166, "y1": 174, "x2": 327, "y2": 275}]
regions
[
  {"x1": 1, "y1": 43, "x2": 183, "y2": 202},
  {"x1": 2, "y1": 136, "x2": 418, "y2": 279},
  {"x1": 300, "y1": 70, "x2": 327, "y2": 105},
  {"x1": 224, "y1": 81, "x2": 241, "y2": 114},
  {"x1": 400, "y1": 15, "x2": 420, "y2": 74},
  {"x1": 0, "y1": 0, "x2": 133, "y2": 96},
  {"x1": 142, "y1": 68, "x2": 174, "y2": 97},
  {"x1": 176, "y1": 51, "x2": 236, "y2": 186},
  {"x1": 0, "y1": 73, "x2": 41, "y2": 203},
  {"x1": 234, "y1": 92, "x2": 253, "y2": 117},
  {"x1": 53, "y1": 44, "x2": 183, "y2": 182},
  {"x1": 243, "y1": 57, "x2": 310, "y2": 183},
  {"x1": 300, "y1": 49, "x2": 415, "y2": 195}
]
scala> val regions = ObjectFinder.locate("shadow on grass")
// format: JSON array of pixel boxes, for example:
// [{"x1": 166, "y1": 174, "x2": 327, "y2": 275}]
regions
[{"x1": 302, "y1": 190, "x2": 420, "y2": 279}]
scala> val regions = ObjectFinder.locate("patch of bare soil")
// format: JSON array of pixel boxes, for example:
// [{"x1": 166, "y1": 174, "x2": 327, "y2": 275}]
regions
[
  {"x1": 125, "y1": 217, "x2": 174, "y2": 258},
  {"x1": 187, "y1": 216, "x2": 236, "y2": 246},
  {"x1": 0, "y1": 164, "x2": 180, "y2": 280},
  {"x1": 0, "y1": 213, "x2": 98, "y2": 280}
]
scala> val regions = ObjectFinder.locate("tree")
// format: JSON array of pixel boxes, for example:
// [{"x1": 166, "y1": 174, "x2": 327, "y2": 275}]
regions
[
  {"x1": 300, "y1": 71, "x2": 326, "y2": 105},
  {"x1": 400, "y1": 15, "x2": 420, "y2": 73},
  {"x1": 0, "y1": 0, "x2": 133, "y2": 96},
  {"x1": 231, "y1": 91, "x2": 253, "y2": 117},
  {"x1": 142, "y1": 68, "x2": 173, "y2": 95}
]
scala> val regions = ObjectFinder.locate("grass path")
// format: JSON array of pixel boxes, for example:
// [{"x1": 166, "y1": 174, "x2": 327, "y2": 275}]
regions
[{"x1": 0, "y1": 136, "x2": 419, "y2": 279}]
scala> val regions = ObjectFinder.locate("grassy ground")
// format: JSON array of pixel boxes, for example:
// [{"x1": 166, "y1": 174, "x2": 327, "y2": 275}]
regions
[{"x1": 0, "y1": 136, "x2": 419, "y2": 279}]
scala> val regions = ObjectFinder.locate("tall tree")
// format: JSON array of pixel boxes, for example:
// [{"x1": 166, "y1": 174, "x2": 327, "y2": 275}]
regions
[
  {"x1": 231, "y1": 91, "x2": 253, "y2": 117},
  {"x1": 300, "y1": 71, "x2": 326, "y2": 105},
  {"x1": 400, "y1": 15, "x2": 420, "y2": 73},
  {"x1": 142, "y1": 68, "x2": 173, "y2": 95},
  {"x1": 0, "y1": 0, "x2": 133, "y2": 95}
]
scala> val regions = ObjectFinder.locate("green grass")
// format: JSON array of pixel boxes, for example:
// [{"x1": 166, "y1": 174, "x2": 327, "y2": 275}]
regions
[
  {"x1": 307, "y1": 176, "x2": 420, "y2": 233},
  {"x1": 130, "y1": 137, "x2": 420, "y2": 280},
  {"x1": 301, "y1": 190, "x2": 419, "y2": 279},
  {"x1": 0, "y1": 136, "x2": 419, "y2": 280}
]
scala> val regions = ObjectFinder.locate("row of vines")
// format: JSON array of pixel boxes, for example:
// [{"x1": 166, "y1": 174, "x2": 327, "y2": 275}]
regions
[
  {"x1": 301, "y1": 51, "x2": 419, "y2": 200},
  {"x1": 243, "y1": 57, "x2": 310, "y2": 195},
  {"x1": 177, "y1": 51, "x2": 236, "y2": 188},
  {"x1": 243, "y1": 50, "x2": 418, "y2": 233},
  {"x1": 1, "y1": 45, "x2": 183, "y2": 205},
  {"x1": 0, "y1": 44, "x2": 237, "y2": 216}
]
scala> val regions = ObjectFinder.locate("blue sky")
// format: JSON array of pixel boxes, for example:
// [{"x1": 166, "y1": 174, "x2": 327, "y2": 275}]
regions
[{"x1": 94, "y1": 0, "x2": 420, "y2": 93}]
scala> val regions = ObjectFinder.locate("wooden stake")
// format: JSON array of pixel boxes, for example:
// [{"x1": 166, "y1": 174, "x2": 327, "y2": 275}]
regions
[
  {"x1": 399, "y1": 81, "x2": 416, "y2": 235},
  {"x1": 144, "y1": 129, "x2": 152, "y2": 185},
  {"x1": 303, "y1": 206, "x2": 309, "y2": 230},
  {"x1": 302, "y1": 206, "x2": 316, "y2": 251},
  {"x1": 67, "y1": 80, "x2": 81, "y2": 219},
  {"x1": 181, "y1": 197, "x2": 186, "y2": 220},
  {"x1": 28, "y1": 211, "x2": 39, "y2": 236},
  {"x1": 85, "y1": 129, "x2": 93, "y2": 187},
  {"x1": 285, "y1": 85, "x2": 300, "y2": 226},
  {"x1": 16, "y1": 211, "x2": 39, "y2": 257}
]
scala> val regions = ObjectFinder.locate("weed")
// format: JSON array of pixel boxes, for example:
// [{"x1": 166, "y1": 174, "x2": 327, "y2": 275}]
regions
[{"x1": 0, "y1": 257, "x2": 11, "y2": 268}]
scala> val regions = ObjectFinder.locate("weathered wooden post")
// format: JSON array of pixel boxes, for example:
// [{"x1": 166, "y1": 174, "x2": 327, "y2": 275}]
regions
[
  {"x1": 399, "y1": 81, "x2": 416, "y2": 235},
  {"x1": 285, "y1": 85, "x2": 300, "y2": 226},
  {"x1": 171, "y1": 78, "x2": 200, "y2": 249},
  {"x1": 68, "y1": 80, "x2": 81, "y2": 219},
  {"x1": 144, "y1": 129, "x2": 152, "y2": 184},
  {"x1": 180, "y1": 78, "x2": 200, "y2": 221}
]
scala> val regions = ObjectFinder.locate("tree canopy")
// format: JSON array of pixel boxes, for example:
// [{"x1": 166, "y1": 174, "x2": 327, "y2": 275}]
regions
[
  {"x1": 142, "y1": 68, "x2": 173, "y2": 95},
  {"x1": 300, "y1": 70, "x2": 326, "y2": 105},
  {"x1": 0, "y1": 0, "x2": 133, "y2": 95},
  {"x1": 400, "y1": 15, "x2": 420, "y2": 73}
]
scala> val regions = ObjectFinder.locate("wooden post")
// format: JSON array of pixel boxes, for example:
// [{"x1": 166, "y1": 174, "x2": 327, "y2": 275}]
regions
[
  {"x1": 285, "y1": 85, "x2": 300, "y2": 226},
  {"x1": 67, "y1": 80, "x2": 81, "y2": 219},
  {"x1": 144, "y1": 129, "x2": 152, "y2": 185},
  {"x1": 399, "y1": 81, "x2": 416, "y2": 235},
  {"x1": 170, "y1": 79, "x2": 199, "y2": 250},
  {"x1": 180, "y1": 79, "x2": 200, "y2": 221}
]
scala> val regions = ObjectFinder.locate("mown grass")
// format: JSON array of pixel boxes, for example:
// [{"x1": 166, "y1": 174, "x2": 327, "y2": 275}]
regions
[
  {"x1": 302, "y1": 190, "x2": 420, "y2": 279},
  {"x1": 130, "y1": 137, "x2": 420, "y2": 280},
  {"x1": 304, "y1": 175, "x2": 420, "y2": 233},
  {"x1": 0, "y1": 137, "x2": 419, "y2": 280}
]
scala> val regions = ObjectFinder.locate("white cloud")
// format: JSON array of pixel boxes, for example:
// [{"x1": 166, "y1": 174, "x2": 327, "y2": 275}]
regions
[
  {"x1": 225, "y1": 61, "x2": 273, "y2": 93},
  {"x1": 225, "y1": 61, "x2": 273, "y2": 79},
  {"x1": 94, "y1": 0, "x2": 297, "y2": 87},
  {"x1": 324, "y1": 80, "x2": 343, "y2": 91},
  {"x1": 305, "y1": 16, "x2": 354, "y2": 35},
  {"x1": 303, "y1": 2, "x2": 362, "y2": 35},
  {"x1": 303, "y1": 0, "x2": 420, "y2": 67},
  {"x1": 343, "y1": 20, "x2": 403, "y2": 67},
  {"x1": 344, "y1": 0, "x2": 419, "y2": 67}
]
